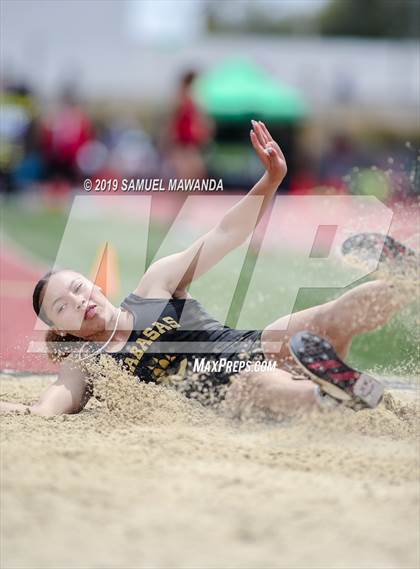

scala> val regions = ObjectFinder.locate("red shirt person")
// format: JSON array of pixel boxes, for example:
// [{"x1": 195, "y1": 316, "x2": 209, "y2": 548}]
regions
[
  {"x1": 172, "y1": 71, "x2": 211, "y2": 147},
  {"x1": 41, "y1": 90, "x2": 92, "y2": 185},
  {"x1": 168, "y1": 71, "x2": 212, "y2": 179}
]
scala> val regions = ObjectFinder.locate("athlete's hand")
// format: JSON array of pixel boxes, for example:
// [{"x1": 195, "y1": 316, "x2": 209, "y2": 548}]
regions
[
  {"x1": 250, "y1": 120, "x2": 287, "y2": 184},
  {"x1": 0, "y1": 400, "x2": 30, "y2": 414}
]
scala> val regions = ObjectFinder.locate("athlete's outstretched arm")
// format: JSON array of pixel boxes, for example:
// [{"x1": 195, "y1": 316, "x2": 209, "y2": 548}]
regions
[
  {"x1": 0, "y1": 360, "x2": 92, "y2": 416},
  {"x1": 137, "y1": 121, "x2": 287, "y2": 297}
]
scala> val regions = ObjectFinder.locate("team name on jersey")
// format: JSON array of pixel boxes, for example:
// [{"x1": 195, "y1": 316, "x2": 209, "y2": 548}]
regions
[{"x1": 123, "y1": 316, "x2": 180, "y2": 374}]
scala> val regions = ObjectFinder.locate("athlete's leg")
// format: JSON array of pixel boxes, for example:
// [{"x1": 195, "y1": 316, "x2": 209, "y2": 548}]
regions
[
  {"x1": 261, "y1": 279, "x2": 414, "y2": 366},
  {"x1": 323, "y1": 280, "x2": 413, "y2": 340},
  {"x1": 222, "y1": 369, "x2": 320, "y2": 419}
]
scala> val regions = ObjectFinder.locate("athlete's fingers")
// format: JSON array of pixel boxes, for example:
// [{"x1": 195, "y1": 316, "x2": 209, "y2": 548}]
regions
[
  {"x1": 265, "y1": 141, "x2": 277, "y2": 157},
  {"x1": 250, "y1": 130, "x2": 266, "y2": 158},
  {"x1": 251, "y1": 120, "x2": 266, "y2": 147},
  {"x1": 259, "y1": 121, "x2": 273, "y2": 142},
  {"x1": 250, "y1": 129, "x2": 260, "y2": 149},
  {"x1": 258, "y1": 121, "x2": 270, "y2": 144},
  {"x1": 251, "y1": 132, "x2": 271, "y2": 164},
  {"x1": 267, "y1": 139, "x2": 285, "y2": 162},
  {"x1": 251, "y1": 128, "x2": 266, "y2": 152},
  {"x1": 259, "y1": 121, "x2": 274, "y2": 142},
  {"x1": 266, "y1": 146, "x2": 275, "y2": 156},
  {"x1": 257, "y1": 120, "x2": 270, "y2": 145}
]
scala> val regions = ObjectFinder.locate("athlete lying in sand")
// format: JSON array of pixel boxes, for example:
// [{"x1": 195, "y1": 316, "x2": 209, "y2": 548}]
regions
[{"x1": 1, "y1": 121, "x2": 416, "y2": 417}]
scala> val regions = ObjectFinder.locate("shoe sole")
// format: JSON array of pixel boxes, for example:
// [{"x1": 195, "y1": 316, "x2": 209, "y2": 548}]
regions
[{"x1": 289, "y1": 331, "x2": 384, "y2": 409}]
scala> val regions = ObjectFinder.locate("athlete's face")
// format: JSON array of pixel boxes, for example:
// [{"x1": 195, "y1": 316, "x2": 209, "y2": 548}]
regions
[{"x1": 41, "y1": 270, "x2": 114, "y2": 338}]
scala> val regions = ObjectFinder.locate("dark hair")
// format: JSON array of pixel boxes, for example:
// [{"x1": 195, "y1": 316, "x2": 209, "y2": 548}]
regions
[
  {"x1": 32, "y1": 270, "x2": 57, "y2": 325},
  {"x1": 181, "y1": 70, "x2": 197, "y2": 88},
  {"x1": 32, "y1": 269, "x2": 81, "y2": 362}
]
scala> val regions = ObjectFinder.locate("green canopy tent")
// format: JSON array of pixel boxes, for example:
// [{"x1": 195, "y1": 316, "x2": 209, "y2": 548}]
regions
[
  {"x1": 194, "y1": 60, "x2": 307, "y2": 188},
  {"x1": 195, "y1": 59, "x2": 307, "y2": 122}
]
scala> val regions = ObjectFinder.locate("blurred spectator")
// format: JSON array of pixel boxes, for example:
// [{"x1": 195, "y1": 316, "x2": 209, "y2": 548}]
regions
[
  {"x1": 165, "y1": 70, "x2": 213, "y2": 179},
  {"x1": 1, "y1": 75, "x2": 416, "y2": 205},
  {"x1": 40, "y1": 87, "x2": 92, "y2": 193},
  {"x1": 107, "y1": 120, "x2": 160, "y2": 178},
  {"x1": 0, "y1": 82, "x2": 41, "y2": 195},
  {"x1": 318, "y1": 134, "x2": 365, "y2": 192},
  {"x1": 289, "y1": 151, "x2": 318, "y2": 195}
]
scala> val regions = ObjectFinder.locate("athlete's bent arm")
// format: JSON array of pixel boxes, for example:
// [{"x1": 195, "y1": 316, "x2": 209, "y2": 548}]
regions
[
  {"x1": 0, "y1": 360, "x2": 92, "y2": 416},
  {"x1": 138, "y1": 121, "x2": 287, "y2": 296}
]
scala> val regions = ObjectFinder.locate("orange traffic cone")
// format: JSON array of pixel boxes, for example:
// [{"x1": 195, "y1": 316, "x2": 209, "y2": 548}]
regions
[{"x1": 91, "y1": 242, "x2": 120, "y2": 299}]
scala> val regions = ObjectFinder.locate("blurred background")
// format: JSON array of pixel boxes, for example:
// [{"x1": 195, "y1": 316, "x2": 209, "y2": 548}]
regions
[
  {"x1": 1, "y1": 0, "x2": 419, "y2": 196},
  {"x1": 0, "y1": 0, "x2": 419, "y2": 373}
]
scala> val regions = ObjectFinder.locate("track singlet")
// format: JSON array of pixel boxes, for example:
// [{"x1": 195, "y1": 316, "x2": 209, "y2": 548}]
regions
[{"x1": 108, "y1": 293, "x2": 262, "y2": 389}]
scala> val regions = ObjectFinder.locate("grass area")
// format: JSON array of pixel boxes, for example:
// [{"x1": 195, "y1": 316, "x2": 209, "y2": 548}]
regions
[
  {"x1": 2, "y1": 197, "x2": 417, "y2": 373},
  {"x1": 2, "y1": 200, "x2": 68, "y2": 262}
]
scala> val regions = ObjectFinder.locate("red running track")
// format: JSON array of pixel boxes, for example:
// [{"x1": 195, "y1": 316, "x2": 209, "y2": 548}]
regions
[{"x1": 0, "y1": 242, "x2": 58, "y2": 373}]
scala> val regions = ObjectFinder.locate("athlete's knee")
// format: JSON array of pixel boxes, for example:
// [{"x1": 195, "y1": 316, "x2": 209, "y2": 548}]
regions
[
  {"x1": 304, "y1": 299, "x2": 340, "y2": 342},
  {"x1": 311, "y1": 298, "x2": 355, "y2": 355},
  {"x1": 333, "y1": 282, "x2": 394, "y2": 334}
]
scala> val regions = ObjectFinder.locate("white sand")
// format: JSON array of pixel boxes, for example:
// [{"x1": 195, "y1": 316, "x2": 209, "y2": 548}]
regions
[{"x1": 1, "y1": 368, "x2": 419, "y2": 569}]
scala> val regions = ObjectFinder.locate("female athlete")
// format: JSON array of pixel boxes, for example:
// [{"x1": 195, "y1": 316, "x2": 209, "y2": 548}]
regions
[{"x1": 0, "y1": 122, "x2": 412, "y2": 417}]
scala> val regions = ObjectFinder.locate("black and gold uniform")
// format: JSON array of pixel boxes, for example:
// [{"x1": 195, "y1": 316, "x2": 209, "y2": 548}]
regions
[{"x1": 108, "y1": 293, "x2": 265, "y2": 404}]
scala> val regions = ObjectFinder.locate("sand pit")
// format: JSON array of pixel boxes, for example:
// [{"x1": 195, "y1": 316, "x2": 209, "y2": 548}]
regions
[{"x1": 1, "y1": 367, "x2": 419, "y2": 569}]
